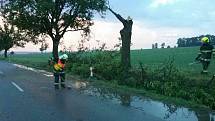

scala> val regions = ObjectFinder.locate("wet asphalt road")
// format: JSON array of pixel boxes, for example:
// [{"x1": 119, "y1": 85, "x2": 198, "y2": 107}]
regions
[{"x1": 0, "y1": 61, "x2": 164, "y2": 121}]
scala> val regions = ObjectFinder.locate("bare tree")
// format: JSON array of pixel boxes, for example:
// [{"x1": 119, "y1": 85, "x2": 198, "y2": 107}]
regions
[{"x1": 109, "y1": 8, "x2": 133, "y2": 84}]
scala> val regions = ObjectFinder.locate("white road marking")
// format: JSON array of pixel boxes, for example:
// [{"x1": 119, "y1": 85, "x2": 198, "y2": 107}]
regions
[
  {"x1": 13, "y1": 64, "x2": 37, "y2": 72},
  {"x1": 43, "y1": 74, "x2": 53, "y2": 77},
  {"x1": 13, "y1": 64, "x2": 53, "y2": 76},
  {"x1": 38, "y1": 70, "x2": 52, "y2": 75},
  {"x1": 11, "y1": 82, "x2": 24, "y2": 92},
  {"x1": 0, "y1": 71, "x2": 3, "y2": 75}
]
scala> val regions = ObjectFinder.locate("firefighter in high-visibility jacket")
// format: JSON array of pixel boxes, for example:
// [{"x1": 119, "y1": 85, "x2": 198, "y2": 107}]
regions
[
  {"x1": 195, "y1": 37, "x2": 214, "y2": 74},
  {"x1": 53, "y1": 54, "x2": 68, "y2": 89}
]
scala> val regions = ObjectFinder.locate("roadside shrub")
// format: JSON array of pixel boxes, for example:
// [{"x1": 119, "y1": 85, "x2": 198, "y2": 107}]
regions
[
  {"x1": 121, "y1": 66, "x2": 149, "y2": 88},
  {"x1": 94, "y1": 59, "x2": 121, "y2": 81},
  {"x1": 176, "y1": 90, "x2": 193, "y2": 100},
  {"x1": 67, "y1": 50, "x2": 121, "y2": 80},
  {"x1": 70, "y1": 63, "x2": 90, "y2": 78}
]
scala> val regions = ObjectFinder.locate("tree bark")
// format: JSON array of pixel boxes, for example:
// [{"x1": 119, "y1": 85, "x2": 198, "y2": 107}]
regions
[
  {"x1": 121, "y1": 29, "x2": 132, "y2": 69},
  {"x1": 52, "y1": 39, "x2": 60, "y2": 62},
  {"x1": 4, "y1": 49, "x2": 8, "y2": 58}
]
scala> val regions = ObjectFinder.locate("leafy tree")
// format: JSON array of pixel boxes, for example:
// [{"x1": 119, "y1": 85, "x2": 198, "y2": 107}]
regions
[
  {"x1": 152, "y1": 44, "x2": 155, "y2": 49},
  {"x1": 0, "y1": 22, "x2": 28, "y2": 58},
  {"x1": 176, "y1": 35, "x2": 215, "y2": 47},
  {"x1": 3, "y1": 0, "x2": 107, "y2": 60},
  {"x1": 177, "y1": 38, "x2": 186, "y2": 47},
  {"x1": 161, "y1": 42, "x2": 165, "y2": 48},
  {"x1": 154, "y1": 43, "x2": 158, "y2": 48}
]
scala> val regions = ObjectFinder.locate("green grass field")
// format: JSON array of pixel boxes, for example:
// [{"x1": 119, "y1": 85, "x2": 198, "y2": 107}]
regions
[
  {"x1": 131, "y1": 47, "x2": 215, "y2": 79},
  {"x1": 1, "y1": 53, "x2": 51, "y2": 70},
  {"x1": 132, "y1": 47, "x2": 199, "y2": 68}
]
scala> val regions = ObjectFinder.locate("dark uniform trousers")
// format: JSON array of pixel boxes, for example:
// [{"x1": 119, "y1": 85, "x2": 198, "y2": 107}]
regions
[{"x1": 54, "y1": 71, "x2": 65, "y2": 88}]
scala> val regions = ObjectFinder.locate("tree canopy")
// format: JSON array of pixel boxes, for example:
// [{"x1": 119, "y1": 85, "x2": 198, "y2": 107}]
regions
[
  {"x1": 39, "y1": 39, "x2": 49, "y2": 53},
  {"x1": 3, "y1": 0, "x2": 108, "y2": 59}
]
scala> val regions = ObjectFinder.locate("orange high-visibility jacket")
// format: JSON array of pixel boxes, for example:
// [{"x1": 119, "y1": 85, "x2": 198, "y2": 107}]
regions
[{"x1": 54, "y1": 59, "x2": 65, "y2": 72}]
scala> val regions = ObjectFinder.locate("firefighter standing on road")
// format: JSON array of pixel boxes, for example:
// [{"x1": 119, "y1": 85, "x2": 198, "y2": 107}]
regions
[
  {"x1": 195, "y1": 37, "x2": 214, "y2": 74},
  {"x1": 53, "y1": 54, "x2": 68, "y2": 89}
]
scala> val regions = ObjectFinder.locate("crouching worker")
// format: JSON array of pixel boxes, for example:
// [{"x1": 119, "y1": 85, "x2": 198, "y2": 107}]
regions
[
  {"x1": 195, "y1": 37, "x2": 214, "y2": 74},
  {"x1": 53, "y1": 54, "x2": 68, "y2": 89}
]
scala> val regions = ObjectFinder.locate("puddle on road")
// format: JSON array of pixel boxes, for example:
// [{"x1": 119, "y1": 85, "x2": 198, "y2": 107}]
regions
[{"x1": 79, "y1": 85, "x2": 215, "y2": 121}]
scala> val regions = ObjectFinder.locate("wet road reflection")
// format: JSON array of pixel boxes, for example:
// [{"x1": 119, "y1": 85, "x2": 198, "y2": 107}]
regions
[{"x1": 73, "y1": 82, "x2": 215, "y2": 121}]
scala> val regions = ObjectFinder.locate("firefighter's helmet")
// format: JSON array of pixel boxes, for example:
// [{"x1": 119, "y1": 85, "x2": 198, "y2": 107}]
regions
[{"x1": 201, "y1": 37, "x2": 209, "y2": 43}]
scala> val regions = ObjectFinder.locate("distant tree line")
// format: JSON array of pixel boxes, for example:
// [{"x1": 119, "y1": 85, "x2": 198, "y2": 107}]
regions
[
  {"x1": 152, "y1": 42, "x2": 172, "y2": 49},
  {"x1": 177, "y1": 35, "x2": 215, "y2": 47}
]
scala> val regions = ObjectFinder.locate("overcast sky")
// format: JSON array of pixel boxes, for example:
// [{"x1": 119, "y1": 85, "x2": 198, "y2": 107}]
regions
[{"x1": 14, "y1": 0, "x2": 215, "y2": 52}]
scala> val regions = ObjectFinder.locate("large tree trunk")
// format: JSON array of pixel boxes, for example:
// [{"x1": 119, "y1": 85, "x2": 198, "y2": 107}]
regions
[
  {"x1": 121, "y1": 30, "x2": 131, "y2": 69},
  {"x1": 108, "y1": 8, "x2": 133, "y2": 85},
  {"x1": 4, "y1": 49, "x2": 8, "y2": 58},
  {"x1": 120, "y1": 29, "x2": 132, "y2": 84},
  {"x1": 52, "y1": 39, "x2": 60, "y2": 61}
]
